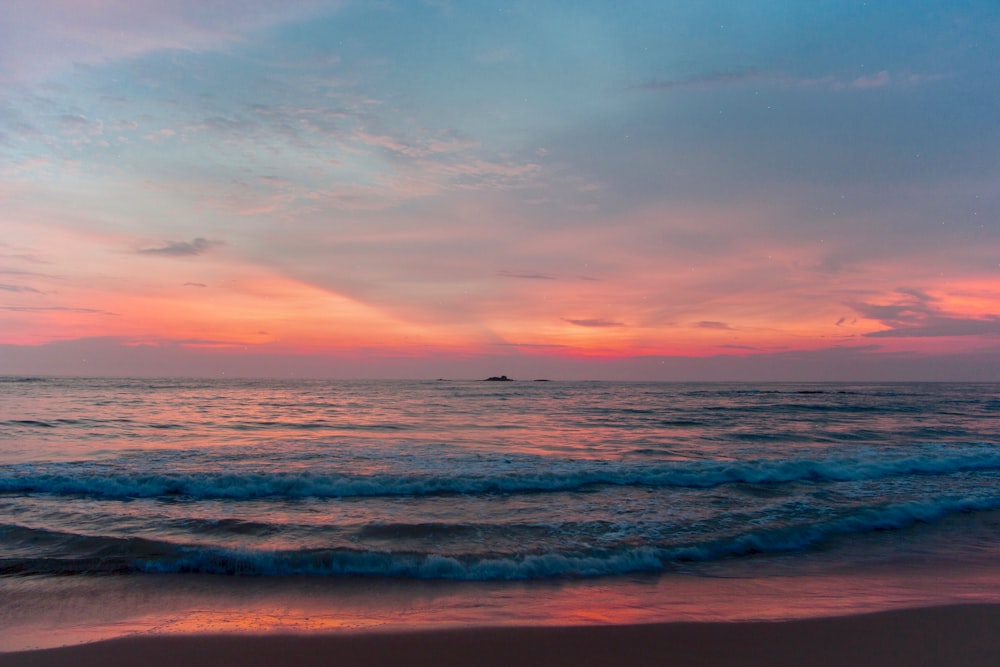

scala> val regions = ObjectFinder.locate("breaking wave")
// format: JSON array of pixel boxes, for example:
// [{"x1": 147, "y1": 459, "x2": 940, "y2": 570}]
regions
[{"x1": 3, "y1": 447, "x2": 1000, "y2": 500}]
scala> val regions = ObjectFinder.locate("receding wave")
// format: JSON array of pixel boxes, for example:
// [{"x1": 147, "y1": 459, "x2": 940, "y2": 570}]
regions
[
  {"x1": 4, "y1": 495, "x2": 1000, "y2": 579},
  {"x1": 3, "y1": 447, "x2": 1000, "y2": 501},
  {"x1": 667, "y1": 495, "x2": 1000, "y2": 562}
]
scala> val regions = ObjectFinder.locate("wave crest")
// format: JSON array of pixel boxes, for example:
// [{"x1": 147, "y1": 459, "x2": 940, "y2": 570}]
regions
[{"x1": 3, "y1": 447, "x2": 1000, "y2": 500}]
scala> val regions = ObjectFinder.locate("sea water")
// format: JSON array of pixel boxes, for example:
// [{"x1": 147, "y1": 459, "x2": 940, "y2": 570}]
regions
[{"x1": 2, "y1": 378, "x2": 1000, "y2": 648}]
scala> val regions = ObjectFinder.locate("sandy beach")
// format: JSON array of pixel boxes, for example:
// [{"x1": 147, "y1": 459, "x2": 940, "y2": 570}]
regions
[{"x1": 2, "y1": 604, "x2": 998, "y2": 667}]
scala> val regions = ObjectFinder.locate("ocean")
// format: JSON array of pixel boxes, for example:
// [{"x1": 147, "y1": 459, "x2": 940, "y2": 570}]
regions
[{"x1": 3, "y1": 378, "x2": 1000, "y2": 649}]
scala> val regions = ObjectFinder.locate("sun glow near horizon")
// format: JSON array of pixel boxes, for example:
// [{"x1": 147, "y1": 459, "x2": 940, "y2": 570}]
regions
[{"x1": 1, "y1": 1, "x2": 998, "y2": 379}]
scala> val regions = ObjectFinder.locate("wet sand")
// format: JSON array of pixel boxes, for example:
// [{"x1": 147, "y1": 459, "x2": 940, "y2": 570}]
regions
[{"x1": 2, "y1": 604, "x2": 998, "y2": 667}]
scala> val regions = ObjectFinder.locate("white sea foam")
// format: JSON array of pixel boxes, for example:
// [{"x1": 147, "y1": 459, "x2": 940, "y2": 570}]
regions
[{"x1": 6, "y1": 491, "x2": 1000, "y2": 580}]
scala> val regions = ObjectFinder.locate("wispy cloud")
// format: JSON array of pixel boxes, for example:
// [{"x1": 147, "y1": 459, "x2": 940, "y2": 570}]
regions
[
  {"x1": 0, "y1": 0, "x2": 336, "y2": 82},
  {"x1": 173, "y1": 338, "x2": 248, "y2": 348},
  {"x1": 499, "y1": 270, "x2": 555, "y2": 280},
  {"x1": 356, "y1": 128, "x2": 478, "y2": 158},
  {"x1": 0, "y1": 283, "x2": 44, "y2": 293},
  {"x1": 492, "y1": 342, "x2": 569, "y2": 349},
  {"x1": 137, "y1": 238, "x2": 224, "y2": 257},
  {"x1": 852, "y1": 288, "x2": 1000, "y2": 338},
  {"x1": 631, "y1": 69, "x2": 939, "y2": 93},
  {"x1": 564, "y1": 318, "x2": 625, "y2": 328},
  {"x1": 864, "y1": 316, "x2": 1000, "y2": 338},
  {"x1": 0, "y1": 305, "x2": 115, "y2": 314},
  {"x1": 695, "y1": 320, "x2": 734, "y2": 330},
  {"x1": 629, "y1": 70, "x2": 759, "y2": 91},
  {"x1": 850, "y1": 70, "x2": 890, "y2": 90}
]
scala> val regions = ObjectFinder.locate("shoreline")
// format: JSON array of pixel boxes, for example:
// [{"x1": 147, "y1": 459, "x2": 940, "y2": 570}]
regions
[{"x1": 3, "y1": 604, "x2": 999, "y2": 667}]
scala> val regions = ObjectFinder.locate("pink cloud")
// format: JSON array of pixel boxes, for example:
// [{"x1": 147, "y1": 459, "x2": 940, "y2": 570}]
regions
[
  {"x1": 355, "y1": 128, "x2": 479, "y2": 157},
  {"x1": 0, "y1": 0, "x2": 338, "y2": 81},
  {"x1": 851, "y1": 70, "x2": 891, "y2": 89}
]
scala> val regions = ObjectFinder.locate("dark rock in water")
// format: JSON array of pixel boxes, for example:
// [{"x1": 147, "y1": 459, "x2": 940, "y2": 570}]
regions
[{"x1": 484, "y1": 375, "x2": 512, "y2": 381}]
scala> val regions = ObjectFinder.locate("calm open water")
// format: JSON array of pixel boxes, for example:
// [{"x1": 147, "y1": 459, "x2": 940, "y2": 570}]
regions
[{"x1": 2, "y1": 378, "x2": 1000, "y2": 648}]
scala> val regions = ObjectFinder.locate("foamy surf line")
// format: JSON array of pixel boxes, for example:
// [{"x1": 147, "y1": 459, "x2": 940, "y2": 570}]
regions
[
  {"x1": 5, "y1": 545, "x2": 1000, "y2": 655},
  {"x1": 5, "y1": 494, "x2": 1000, "y2": 578},
  {"x1": 2, "y1": 605, "x2": 1000, "y2": 667}
]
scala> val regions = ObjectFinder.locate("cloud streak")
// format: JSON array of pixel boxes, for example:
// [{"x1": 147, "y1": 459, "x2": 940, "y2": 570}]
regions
[
  {"x1": 630, "y1": 68, "x2": 937, "y2": 94},
  {"x1": 499, "y1": 270, "x2": 556, "y2": 280},
  {"x1": 0, "y1": 283, "x2": 44, "y2": 294},
  {"x1": 695, "y1": 321, "x2": 734, "y2": 330},
  {"x1": 0, "y1": 0, "x2": 337, "y2": 81},
  {"x1": 0, "y1": 305, "x2": 115, "y2": 314},
  {"x1": 852, "y1": 289, "x2": 1000, "y2": 338},
  {"x1": 564, "y1": 318, "x2": 626, "y2": 328},
  {"x1": 137, "y1": 238, "x2": 225, "y2": 257}
]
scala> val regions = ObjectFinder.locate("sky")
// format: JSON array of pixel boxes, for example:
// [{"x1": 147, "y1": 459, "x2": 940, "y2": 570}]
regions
[{"x1": 1, "y1": 0, "x2": 999, "y2": 380}]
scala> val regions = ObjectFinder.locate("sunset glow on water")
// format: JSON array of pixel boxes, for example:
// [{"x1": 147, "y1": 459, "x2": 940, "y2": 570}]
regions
[
  {"x1": 3, "y1": 379, "x2": 1000, "y2": 649},
  {"x1": 2, "y1": 1, "x2": 999, "y2": 656}
]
